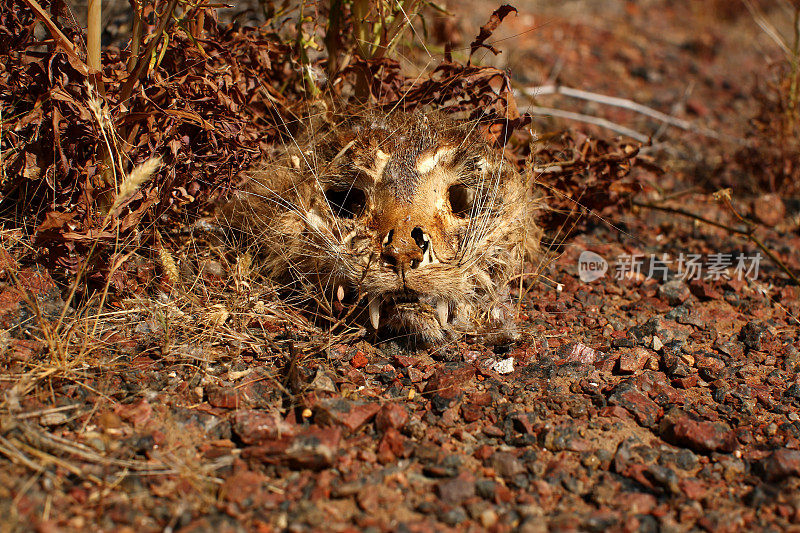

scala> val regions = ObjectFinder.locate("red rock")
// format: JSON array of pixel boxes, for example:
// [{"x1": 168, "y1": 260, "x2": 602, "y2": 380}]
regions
[
  {"x1": 599, "y1": 406, "x2": 634, "y2": 421},
  {"x1": 392, "y1": 354, "x2": 416, "y2": 367},
  {"x1": 199, "y1": 439, "x2": 236, "y2": 459},
  {"x1": 490, "y1": 451, "x2": 525, "y2": 479},
  {"x1": 407, "y1": 367, "x2": 427, "y2": 383},
  {"x1": 609, "y1": 388, "x2": 661, "y2": 428},
  {"x1": 659, "y1": 409, "x2": 735, "y2": 453},
  {"x1": 508, "y1": 344, "x2": 537, "y2": 363},
  {"x1": 233, "y1": 409, "x2": 296, "y2": 444},
  {"x1": 531, "y1": 480, "x2": 554, "y2": 506},
  {"x1": 207, "y1": 385, "x2": 241, "y2": 409},
  {"x1": 510, "y1": 412, "x2": 537, "y2": 434},
  {"x1": 658, "y1": 279, "x2": 691, "y2": 306},
  {"x1": 8, "y1": 338, "x2": 44, "y2": 361},
  {"x1": 436, "y1": 473, "x2": 476, "y2": 504},
  {"x1": 470, "y1": 391, "x2": 494, "y2": 406},
  {"x1": 115, "y1": 398, "x2": 152, "y2": 428},
  {"x1": 618, "y1": 347, "x2": 653, "y2": 373},
  {"x1": 678, "y1": 478, "x2": 708, "y2": 500},
  {"x1": 482, "y1": 425, "x2": 505, "y2": 437},
  {"x1": 0, "y1": 247, "x2": 18, "y2": 274},
  {"x1": 631, "y1": 371, "x2": 681, "y2": 404},
  {"x1": 0, "y1": 289, "x2": 21, "y2": 325},
  {"x1": 566, "y1": 437, "x2": 593, "y2": 452},
  {"x1": 696, "y1": 354, "x2": 724, "y2": 371},
  {"x1": 493, "y1": 483, "x2": 514, "y2": 503},
  {"x1": 15, "y1": 268, "x2": 58, "y2": 294},
  {"x1": 244, "y1": 425, "x2": 341, "y2": 469},
  {"x1": 221, "y1": 467, "x2": 267, "y2": 506},
  {"x1": 330, "y1": 344, "x2": 350, "y2": 360},
  {"x1": 461, "y1": 403, "x2": 483, "y2": 423},
  {"x1": 752, "y1": 193, "x2": 785, "y2": 226},
  {"x1": 424, "y1": 363, "x2": 476, "y2": 395},
  {"x1": 689, "y1": 279, "x2": 722, "y2": 300},
  {"x1": 672, "y1": 375, "x2": 698, "y2": 389},
  {"x1": 377, "y1": 427, "x2": 406, "y2": 464},
  {"x1": 560, "y1": 342, "x2": 602, "y2": 364},
  {"x1": 375, "y1": 403, "x2": 408, "y2": 431},
  {"x1": 758, "y1": 449, "x2": 800, "y2": 481},
  {"x1": 316, "y1": 398, "x2": 380, "y2": 433},
  {"x1": 623, "y1": 492, "x2": 657, "y2": 514},
  {"x1": 595, "y1": 353, "x2": 619, "y2": 372},
  {"x1": 614, "y1": 449, "x2": 657, "y2": 491},
  {"x1": 440, "y1": 403, "x2": 461, "y2": 426},
  {"x1": 474, "y1": 445, "x2": 494, "y2": 461},
  {"x1": 356, "y1": 486, "x2": 379, "y2": 511},
  {"x1": 340, "y1": 366, "x2": 367, "y2": 387},
  {"x1": 310, "y1": 470, "x2": 334, "y2": 500},
  {"x1": 350, "y1": 351, "x2": 368, "y2": 368}
]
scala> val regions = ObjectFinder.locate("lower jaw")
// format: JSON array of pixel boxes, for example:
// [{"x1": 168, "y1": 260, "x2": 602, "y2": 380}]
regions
[{"x1": 383, "y1": 305, "x2": 449, "y2": 344}]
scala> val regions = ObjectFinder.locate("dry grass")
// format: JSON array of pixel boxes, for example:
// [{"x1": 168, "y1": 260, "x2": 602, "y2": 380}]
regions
[{"x1": 0, "y1": 69, "x2": 349, "y2": 501}]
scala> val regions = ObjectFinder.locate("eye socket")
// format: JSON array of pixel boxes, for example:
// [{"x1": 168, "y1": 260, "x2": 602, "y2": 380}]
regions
[
  {"x1": 448, "y1": 183, "x2": 476, "y2": 218},
  {"x1": 325, "y1": 187, "x2": 367, "y2": 219}
]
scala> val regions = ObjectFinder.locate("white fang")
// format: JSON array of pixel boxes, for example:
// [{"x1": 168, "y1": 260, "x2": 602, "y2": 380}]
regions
[
  {"x1": 436, "y1": 300, "x2": 449, "y2": 326},
  {"x1": 369, "y1": 298, "x2": 381, "y2": 329}
]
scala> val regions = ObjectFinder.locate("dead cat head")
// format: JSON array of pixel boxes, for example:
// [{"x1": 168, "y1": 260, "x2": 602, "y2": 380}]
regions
[{"x1": 222, "y1": 111, "x2": 541, "y2": 344}]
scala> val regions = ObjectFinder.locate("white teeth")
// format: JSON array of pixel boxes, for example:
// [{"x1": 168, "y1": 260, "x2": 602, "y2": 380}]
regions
[
  {"x1": 436, "y1": 300, "x2": 449, "y2": 327},
  {"x1": 336, "y1": 285, "x2": 345, "y2": 302},
  {"x1": 369, "y1": 298, "x2": 381, "y2": 329}
]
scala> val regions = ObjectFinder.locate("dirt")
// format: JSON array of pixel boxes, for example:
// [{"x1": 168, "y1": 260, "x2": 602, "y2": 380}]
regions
[{"x1": 1, "y1": 1, "x2": 800, "y2": 532}]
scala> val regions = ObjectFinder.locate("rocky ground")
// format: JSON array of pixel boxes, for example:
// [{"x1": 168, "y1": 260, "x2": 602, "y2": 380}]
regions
[{"x1": 1, "y1": 1, "x2": 799, "y2": 532}]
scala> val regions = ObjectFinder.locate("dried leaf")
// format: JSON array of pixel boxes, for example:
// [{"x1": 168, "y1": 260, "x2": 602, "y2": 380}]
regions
[{"x1": 469, "y1": 5, "x2": 518, "y2": 61}]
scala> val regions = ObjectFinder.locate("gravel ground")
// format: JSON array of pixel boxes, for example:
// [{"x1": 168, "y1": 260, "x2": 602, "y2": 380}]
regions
[{"x1": 2, "y1": 1, "x2": 799, "y2": 531}]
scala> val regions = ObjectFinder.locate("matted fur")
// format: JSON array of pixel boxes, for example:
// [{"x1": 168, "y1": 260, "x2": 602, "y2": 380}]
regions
[{"x1": 221, "y1": 111, "x2": 541, "y2": 343}]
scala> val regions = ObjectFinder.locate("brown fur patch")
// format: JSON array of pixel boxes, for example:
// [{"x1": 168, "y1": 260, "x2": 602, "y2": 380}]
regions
[{"x1": 219, "y1": 111, "x2": 542, "y2": 344}]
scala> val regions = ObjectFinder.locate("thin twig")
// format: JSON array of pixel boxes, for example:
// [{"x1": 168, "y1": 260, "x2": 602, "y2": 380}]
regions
[
  {"x1": 518, "y1": 84, "x2": 747, "y2": 145},
  {"x1": 0, "y1": 436, "x2": 53, "y2": 479},
  {"x1": 13, "y1": 404, "x2": 82, "y2": 420},
  {"x1": 127, "y1": 0, "x2": 143, "y2": 73},
  {"x1": 526, "y1": 105, "x2": 650, "y2": 142}
]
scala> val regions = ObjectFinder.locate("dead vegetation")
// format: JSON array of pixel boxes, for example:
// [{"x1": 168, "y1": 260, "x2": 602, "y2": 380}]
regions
[{"x1": 0, "y1": 1, "x2": 799, "y2": 531}]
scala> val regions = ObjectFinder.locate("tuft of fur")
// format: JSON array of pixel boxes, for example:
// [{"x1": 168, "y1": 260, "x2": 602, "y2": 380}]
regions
[{"x1": 220, "y1": 111, "x2": 541, "y2": 344}]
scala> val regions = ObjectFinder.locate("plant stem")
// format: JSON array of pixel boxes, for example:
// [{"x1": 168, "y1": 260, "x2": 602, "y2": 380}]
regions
[
  {"x1": 119, "y1": 0, "x2": 180, "y2": 103},
  {"x1": 790, "y1": 6, "x2": 800, "y2": 123},
  {"x1": 296, "y1": 4, "x2": 320, "y2": 98},
  {"x1": 127, "y1": 1, "x2": 143, "y2": 73},
  {"x1": 325, "y1": 0, "x2": 345, "y2": 80},
  {"x1": 87, "y1": 0, "x2": 101, "y2": 71}
]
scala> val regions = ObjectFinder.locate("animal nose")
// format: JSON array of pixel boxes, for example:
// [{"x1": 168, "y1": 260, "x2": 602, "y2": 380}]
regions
[{"x1": 381, "y1": 226, "x2": 430, "y2": 270}]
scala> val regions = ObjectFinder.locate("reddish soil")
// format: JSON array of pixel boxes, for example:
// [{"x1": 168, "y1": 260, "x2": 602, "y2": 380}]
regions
[{"x1": 1, "y1": 1, "x2": 799, "y2": 532}]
